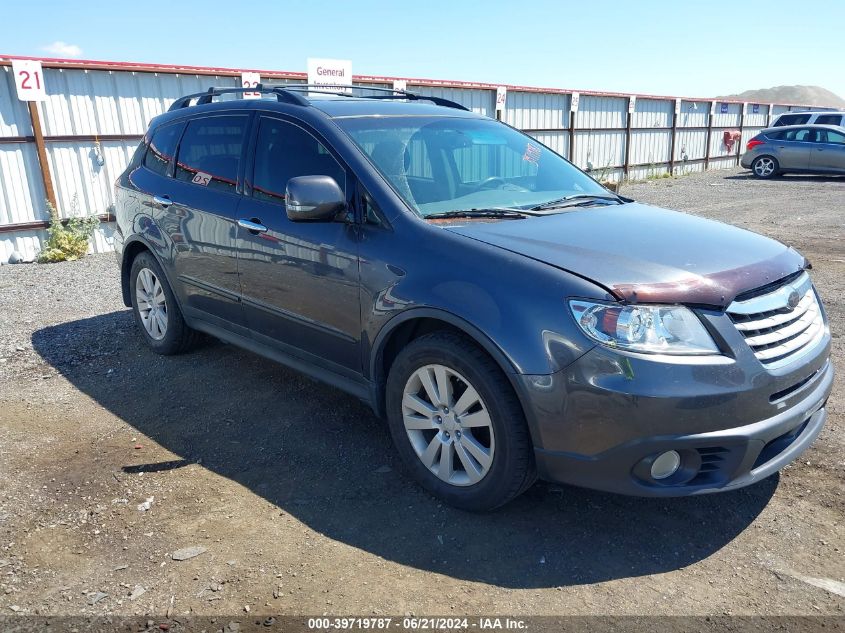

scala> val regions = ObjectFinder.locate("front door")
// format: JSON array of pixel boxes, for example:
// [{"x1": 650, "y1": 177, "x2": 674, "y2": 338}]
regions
[
  {"x1": 236, "y1": 115, "x2": 361, "y2": 373},
  {"x1": 809, "y1": 128, "x2": 845, "y2": 172}
]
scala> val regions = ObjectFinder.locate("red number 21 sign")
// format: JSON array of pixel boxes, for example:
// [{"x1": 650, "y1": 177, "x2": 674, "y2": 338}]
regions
[{"x1": 12, "y1": 59, "x2": 47, "y2": 102}]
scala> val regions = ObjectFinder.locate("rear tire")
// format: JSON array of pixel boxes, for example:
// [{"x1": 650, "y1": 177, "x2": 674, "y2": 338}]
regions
[
  {"x1": 751, "y1": 155, "x2": 779, "y2": 179},
  {"x1": 129, "y1": 252, "x2": 199, "y2": 355},
  {"x1": 385, "y1": 331, "x2": 536, "y2": 511}
]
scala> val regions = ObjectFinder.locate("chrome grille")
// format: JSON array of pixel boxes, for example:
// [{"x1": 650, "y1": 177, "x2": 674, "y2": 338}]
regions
[{"x1": 727, "y1": 272, "x2": 825, "y2": 368}]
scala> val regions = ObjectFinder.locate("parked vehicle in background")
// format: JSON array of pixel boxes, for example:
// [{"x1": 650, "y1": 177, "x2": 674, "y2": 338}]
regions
[
  {"x1": 742, "y1": 125, "x2": 845, "y2": 178},
  {"x1": 114, "y1": 85, "x2": 833, "y2": 511},
  {"x1": 771, "y1": 111, "x2": 845, "y2": 128}
]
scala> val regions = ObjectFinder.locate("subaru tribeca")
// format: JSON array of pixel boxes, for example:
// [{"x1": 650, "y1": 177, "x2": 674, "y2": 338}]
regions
[{"x1": 114, "y1": 85, "x2": 833, "y2": 511}]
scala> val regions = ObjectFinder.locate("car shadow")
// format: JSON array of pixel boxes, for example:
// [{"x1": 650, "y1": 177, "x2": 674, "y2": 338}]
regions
[{"x1": 32, "y1": 311, "x2": 776, "y2": 589}]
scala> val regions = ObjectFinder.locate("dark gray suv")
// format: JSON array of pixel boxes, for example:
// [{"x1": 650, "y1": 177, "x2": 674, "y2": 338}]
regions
[{"x1": 114, "y1": 85, "x2": 833, "y2": 511}]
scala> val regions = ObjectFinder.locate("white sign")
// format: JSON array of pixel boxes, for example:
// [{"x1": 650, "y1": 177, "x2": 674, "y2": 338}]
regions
[
  {"x1": 570, "y1": 92, "x2": 580, "y2": 112},
  {"x1": 241, "y1": 72, "x2": 261, "y2": 99},
  {"x1": 12, "y1": 59, "x2": 47, "y2": 101},
  {"x1": 307, "y1": 58, "x2": 352, "y2": 92},
  {"x1": 393, "y1": 79, "x2": 408, "y2": 92},
  {"x1": 495, "y1": 86, "x2": 507, "y2": 112},
  {"x1": 628, "y1": 95, "x2": 636, "y2": 114}
]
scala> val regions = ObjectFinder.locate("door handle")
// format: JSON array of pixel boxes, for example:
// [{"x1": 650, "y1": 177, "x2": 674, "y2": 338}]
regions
[
  {"x1": 153, "y1": 195, "x2": 172, "y2": 208},
  {"x1": 238, "y1": 218, "x2": 268, "y2": 234}
]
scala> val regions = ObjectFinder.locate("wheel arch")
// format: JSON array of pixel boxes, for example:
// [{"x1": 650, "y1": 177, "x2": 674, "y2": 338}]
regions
[
  {"x1": 369, "y1": 308, "x2": 525, "y2": 419},
  {"x1": 120, "y1": 237, "x2": 178, "y2": 310}
]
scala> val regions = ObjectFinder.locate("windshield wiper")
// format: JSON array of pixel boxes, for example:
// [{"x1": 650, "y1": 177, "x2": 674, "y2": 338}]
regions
[
  {"x1": 424, "y1": 208, "x2": 530, "y2": 220},
  {"x1": 529, "y1": 193, "x2": 625, "y2": 211}
]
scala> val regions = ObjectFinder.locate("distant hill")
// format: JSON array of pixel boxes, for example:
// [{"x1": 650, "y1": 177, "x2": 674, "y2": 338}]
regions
[{"x1": 716, "y1": 85, "x2": 845, "y2": 108}]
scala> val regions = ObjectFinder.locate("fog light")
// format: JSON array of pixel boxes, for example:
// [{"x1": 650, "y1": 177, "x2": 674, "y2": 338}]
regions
[{"x1": 651, "y1": 450, "x2": 681, "y2": 480}]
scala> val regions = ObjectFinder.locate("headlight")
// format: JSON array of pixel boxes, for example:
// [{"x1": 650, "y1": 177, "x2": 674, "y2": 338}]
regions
[{"x1": 568, "y1": 300, "x2": 719, "y2": 355}]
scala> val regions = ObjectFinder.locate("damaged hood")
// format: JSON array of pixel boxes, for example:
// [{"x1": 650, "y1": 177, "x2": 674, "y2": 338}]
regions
[{"x1": 445, "y1": 203, "x2": 806, "y2": 308}]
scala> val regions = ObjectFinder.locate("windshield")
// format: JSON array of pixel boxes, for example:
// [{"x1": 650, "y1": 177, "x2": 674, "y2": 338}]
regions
[{"x1": 335, "y1": 116, "x2": 609, "y2": 217}]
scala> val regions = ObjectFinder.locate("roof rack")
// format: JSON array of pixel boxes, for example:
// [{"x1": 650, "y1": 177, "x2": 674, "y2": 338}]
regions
[
  {"x1": 167, "y1": 84, "x2": 469, "y2": 112},
  {"x1": 168, "y1": 85, "x2": 309, "y2": 110}
]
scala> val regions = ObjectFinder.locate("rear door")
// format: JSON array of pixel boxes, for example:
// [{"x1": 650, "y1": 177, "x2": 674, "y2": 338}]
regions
[
  {"x1": 160, "y1": 113, "x2": 250, "y2": 327},
  {"x1": 809, "y1": 128, "x2": 845, "y2": 172},
  {"x1": 236, "y1": 114, "x2": 362, "y2": 373},
  {"x1": 769, "y1": 128, "x2": 812, "y2": 170}
]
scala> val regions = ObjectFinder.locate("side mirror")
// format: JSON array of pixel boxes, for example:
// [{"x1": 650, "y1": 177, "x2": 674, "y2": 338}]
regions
[{"x1": 285, "y1": 176, "x2": 346, "y2": 221}]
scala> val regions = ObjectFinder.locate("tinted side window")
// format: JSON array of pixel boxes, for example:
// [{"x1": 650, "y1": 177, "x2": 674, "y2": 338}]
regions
[
  {"x1": 175, "y1": 115, "x2": 248, "y2": 192},
  {"x1": 144, "y1": 121, "x2": 184, "y2": 176},
  {"x1": 252, "y1": 118, "x2": 345, "y2": 205},
  {"x1": 817, "y1": 129, "x2": 845, "y2": 144},
  {"x1": 814, "y1": 115, "x2": 843, "y2": 126},
  {"x1": 775, "y1": 114, "x2": 811, "y2": 127}
]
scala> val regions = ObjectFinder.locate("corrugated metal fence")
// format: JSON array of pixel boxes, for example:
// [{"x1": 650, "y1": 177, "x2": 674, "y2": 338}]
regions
[{"x1": 0, "y1": 55, "x2": 829, "y2": 263}]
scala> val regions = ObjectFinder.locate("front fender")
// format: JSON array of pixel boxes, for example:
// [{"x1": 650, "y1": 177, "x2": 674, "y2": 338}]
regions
[{"x1": 361, "y1": 223, "x2": 606, "y2": 378}]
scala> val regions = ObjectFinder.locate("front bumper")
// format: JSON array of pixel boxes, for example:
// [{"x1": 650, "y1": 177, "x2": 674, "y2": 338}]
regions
[{"x1": 519, "y1": 337, "x2": 833, "y2": 496}]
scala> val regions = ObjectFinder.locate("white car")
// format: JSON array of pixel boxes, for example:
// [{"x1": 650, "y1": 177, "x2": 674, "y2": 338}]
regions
[{"x1": 771, "y1": 110, "x2": 845, "y2": 127}]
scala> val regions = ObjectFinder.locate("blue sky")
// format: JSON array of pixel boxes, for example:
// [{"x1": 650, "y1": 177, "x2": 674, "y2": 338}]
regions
[{"x1": 2, "y1": 0, "x2": 843, "y2": 100}]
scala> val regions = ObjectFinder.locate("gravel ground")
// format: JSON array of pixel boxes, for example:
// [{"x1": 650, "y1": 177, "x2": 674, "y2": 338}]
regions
[{"x1": 0, "y1": 167, "x2": 843, "y2": 621}]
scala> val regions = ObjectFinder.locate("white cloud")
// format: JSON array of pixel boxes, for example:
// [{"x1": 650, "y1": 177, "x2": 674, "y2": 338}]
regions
[{"x1": 42, "y1": 41, "x2": 83, "y2": 57}]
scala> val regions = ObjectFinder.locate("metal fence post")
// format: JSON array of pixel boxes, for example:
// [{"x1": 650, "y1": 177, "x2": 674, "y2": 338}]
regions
[
  {"x1": 568, "y1": 109, "x2": 575, "y2": 164},
  {"x1": 704, "y1": 101, "x2": 713, "y2": 171},
  {"x1": 668, "y1": 99, "x2": 678, "y2": 175},
  {"x1": 27, "y1": 101, "x2": 58, "y2": 212},
  {"x1": 623, "y1": 97, "x2": 633, "y2": 179},
  {"x1": 737, "y1": 103, "x2": 745, "y2": 166}
]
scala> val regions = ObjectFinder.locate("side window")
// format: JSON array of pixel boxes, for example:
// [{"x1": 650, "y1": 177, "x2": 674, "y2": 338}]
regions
[
  {"x1": 793, "y1": 128, "x2": 812, "y2": 142},
  {"x1": 252, "y1": 118, "x2": 345, "y2": 205},
  {"x1": 815, "y1": 115, "x2": 843, "y2": 126},
  {"x1": 144, "y1": 121, "x2": 184, "y2": 177},
  {"x1": 818, "y1": 129, "x2": 845, "y2": 145},
  {"x1": 775, "y1": 114, "x2": 811, "y2": 127},
  {"x1": 174, "y1": 115, "x2": 248, "y2": 192},
  {"x1": 781, "y1": 128, "x2": 811, "y2": 142}
]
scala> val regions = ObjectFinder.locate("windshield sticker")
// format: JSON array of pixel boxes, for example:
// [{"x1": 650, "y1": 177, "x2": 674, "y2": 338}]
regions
[
  {"x1": 191, "y1": 171, "x2": 212, "y2": 186},
  {"x1": 523, "y1": 142, "x2": 541, "y2": 164}
]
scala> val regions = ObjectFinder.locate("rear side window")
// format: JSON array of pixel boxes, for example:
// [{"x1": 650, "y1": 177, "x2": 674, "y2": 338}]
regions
[
  {"x1": 771, "y1": 128, "x2": 812, "y2": 141},
  {"x1": 814, "y1": 114, "x2": 843, "y2": 126},
  {"x1": 175, "y1": 115, "x2": 248, "y2": 192},
  {"x1": 774, "y1": 114, "x2": 811, "y2": 127},
  {"x1": 251, "y1": 118, "x2": 345, "y2": 204},
  {"x1": 144, "y1": 121, "x2": 185, "y2": 176}
]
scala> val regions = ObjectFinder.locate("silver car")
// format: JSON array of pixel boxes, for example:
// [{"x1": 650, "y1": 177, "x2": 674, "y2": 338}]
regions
[{"x1": 741, "y1": 124, "x2": 845, "y2": 178}]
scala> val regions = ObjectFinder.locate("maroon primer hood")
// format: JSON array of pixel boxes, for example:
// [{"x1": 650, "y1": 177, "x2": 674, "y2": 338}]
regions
[{"x1": 445, "y1": 203, "x2": 807, "y2": 308}]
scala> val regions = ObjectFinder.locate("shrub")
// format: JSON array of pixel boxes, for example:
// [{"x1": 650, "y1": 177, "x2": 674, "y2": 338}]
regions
[{"x1": 37, "y1": 196, "x2": 100, "y2": 263}]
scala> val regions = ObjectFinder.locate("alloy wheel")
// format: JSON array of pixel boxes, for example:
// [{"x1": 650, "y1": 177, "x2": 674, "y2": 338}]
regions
[
  {"x1": 402, "y1": 364, "x2": 495, "y2": 486},
  {"x1": 135, "y1": 267, "x2": 168, "y2": 340},
  {"x1": 754, "y1": 157, "x2": 775, "y2": 177}
]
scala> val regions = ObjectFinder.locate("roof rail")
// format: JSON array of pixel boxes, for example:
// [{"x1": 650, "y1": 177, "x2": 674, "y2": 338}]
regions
[
  {"x1": 280, "y1": 84, "x2": 469, "y2": 111},
  {"x1": 167, "y1": 83, "x2": 469, "y2": 112},
  {"x1": 167, "y1": 85, "x2": 310, "y2": 111}
]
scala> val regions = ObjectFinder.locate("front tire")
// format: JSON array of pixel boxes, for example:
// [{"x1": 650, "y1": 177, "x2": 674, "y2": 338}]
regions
[
  {"x1": 129, "y1": 252, "x2": 198, "y2": 355},
  {"x1": 385, "y1": 331, "x2": 536, "y2": 511},
  {"x1": 751, "y1": 155, "x2": 779, "y2": 179}
]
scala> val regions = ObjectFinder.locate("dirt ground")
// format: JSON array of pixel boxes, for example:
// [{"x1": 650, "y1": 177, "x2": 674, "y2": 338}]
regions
[{"x1": 0, "y1": 167, "x2": 843, "y2": 621}]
